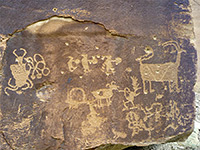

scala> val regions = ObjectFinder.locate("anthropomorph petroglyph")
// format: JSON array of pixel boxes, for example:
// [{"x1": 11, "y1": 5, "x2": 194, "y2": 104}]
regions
[
  {"x1": 125, "y1": 94, "x2": 164, "y2": 137},
  {"x1": 91, "y1": 81, "x2": 119, "y2": 108},
  {"x1": 101, "y1": 56, "x2": 122, "y2": 76},
  {"x1": 81, "y1": 54, "x2": 98, "y2": 73},
  {"x1": 65, "y1": 87, "x2": 107, "y2": 137},
  {"x1": 126, "y1": 109, "x2": 147, "y2": 136},
  {"x1": 4, "y1": 48, "x2": 50, "y2": 96},
  {"x1": 136, "y1": 41, "x2": 186, "y2": 94},
  {"x1": 119, "y1": 76, "x2": 141, "y2": 111},
  {"x1": 67, "y1": 55, "x2": 122, "y2": 75},
  {"x1": 164, "y1": 100, "x2": 185, "y2": 132},
  {"x1": 67, "y1": 88, "x2": 87, "y2": 109},
  {"x1": 81, "y1": 104, "x2": 107, "y2": 137}
]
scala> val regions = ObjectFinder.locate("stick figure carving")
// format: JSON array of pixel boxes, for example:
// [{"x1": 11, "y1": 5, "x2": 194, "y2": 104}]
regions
[
  {"x1": 4, "y1": 48, "x2": 50, "y2": 96},
  {"x1": 136, "y1": 41, "x2": 186, "y2": 94},
  {"x1": 119, "y1": 76, "x2": 141, "y2": 111}
]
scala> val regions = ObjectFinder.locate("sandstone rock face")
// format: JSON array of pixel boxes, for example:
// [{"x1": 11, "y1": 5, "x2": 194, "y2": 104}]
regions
[{"x1": 0, "y1": 1, "x2": 197, "y2": 150}]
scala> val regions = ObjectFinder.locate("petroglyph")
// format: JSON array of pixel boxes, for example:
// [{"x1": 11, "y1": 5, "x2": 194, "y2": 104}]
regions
[
  {"x1": 4, "y1": 48, "x2": 50, "y2": 96},
  {"x1": 112, "y1": 128, "x2": 127, "y2": 140},
  {"x1": 91, "y1": 81, "x2": 119, "y2": 108},
  {"x1": 119, "y1": 76, "x2": 141, "y2": 111},
  {"x1": 164, "y1": 100, "x2": 181, "y2": 131},
  {"x1": 67, "y1": 56, "x2": 80, "y2": 72},
  {"x1": 52, "y1": 7, "x2": 91, "y2": 17},
  {"x1": 136, "y1": 41, "x2": 186, "y2": 94},
  {"x1": 0, "y1": 4, "x2": 196, "y2": 148},
  {"x1": 81, "y1": 104, "x2": 107, "y2": 137},
  {"x1": 67, "y1": 55, "x2": 122, "y2": 75},
  {"x1": 101, "y1": 56, "x2": 122, "y2": 76},
  {"x1": 145, "y1": 103, "x2": 163, "y2": 123},
  {"x1": 67, "y1": 88, "x2": 87, "y2": 109},
  {"x1": 126, "y1": 110, "x2": 147, "y2": 136},
  {"x1": 65, "y1": 87, "x2": 107, "y2": 137},
  {"x1": 81, "y1": 54, "x2": 98, "y2": 73},
  {"x1": 124, "y1": 93, "x2": 164, "y2": 137}
]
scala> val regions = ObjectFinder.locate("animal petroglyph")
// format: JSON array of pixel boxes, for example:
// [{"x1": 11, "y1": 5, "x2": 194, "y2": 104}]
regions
[
  {"x1": 4, "y1": 48, "x2": 50, "y2": 96},
  {"x1": 91, "y1": 81, "x2": 119, "y2": 108},
  {"x1": 136, "y1": 41, "x2": 186, "y2": 94},
  {"x1": 119, "y1": 76, "x2": 141, "y2": 111},
  {"x1": 112, "y1": 128, "x2": 127, "y2": 140}
]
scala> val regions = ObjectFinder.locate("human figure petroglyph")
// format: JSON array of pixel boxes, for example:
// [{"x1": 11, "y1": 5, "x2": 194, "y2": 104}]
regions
[
  {"x1": 136, "y1": 41, "x2": 186, "y2": 94},
  {"x1": 81, "y1": 54, "x2": 98, "y2": 73},
  {"x1": 126, "y1": 110, "x2": 147, "y2": 136},
  {"x1": 124, "y1": 93, "x2": 164, "y2": 137},
  {"x1": 4, "y1": 48, "x2": 33, "y2": 95},
  {"x1": 119, "y1": 76, "x2": 141, "y2": 111},
  {"x1": 67, "y1": 55, "x2": 122, "y2": 75},
  {"x1": 66, "y1": 87, "x2": 107, "y2": 137},
  {"x1": 101, "y1": 56, "x2": 122, "y2": 76},
  {"x1": 81, "y1": 104, "x2": 107, "y2": 136},
  {"x1": 91, "y1": 81, "x2": 119, "y2": 108},
  {"x1": 145, "y1": 103, "x2": 163, "y2": 122},
  {"x1": 4, "y1": 48, "x2": 50, "y2": 96},
  {"x1": 164, "y1": 100, "x2": 192, "y2": 133},
  {"x1": 164, "y1": 100, "x2": 181, "y2": 131}
]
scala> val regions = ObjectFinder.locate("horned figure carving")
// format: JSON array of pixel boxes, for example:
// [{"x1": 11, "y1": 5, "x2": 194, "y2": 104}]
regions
[
  {"x1": 91, "y1": 81, "x2": 119, "y2": 108},
  {"x1": 4, "y1": 48, "x2": 33, "y2": 95},
  {"x1": 136, "y1": 41, "x2": 186, "y2": 94},
  {"x1": 4, "y1": 48, "x2": 50, "y2": 96}
]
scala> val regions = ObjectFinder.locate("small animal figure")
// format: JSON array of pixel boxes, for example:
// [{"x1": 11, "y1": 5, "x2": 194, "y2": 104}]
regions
[
  {"x1": 112, "y1": 128, "x2": 127, "y2": 140},
  {"x1": 91, "y1": 81, "x2": 119, "y2": 108}
]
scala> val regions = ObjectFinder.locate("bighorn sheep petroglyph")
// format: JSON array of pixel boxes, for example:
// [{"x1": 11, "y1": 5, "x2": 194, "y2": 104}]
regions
[
  {"x1": 91, "y1": 81, "x2": 119, "y2": 107},
  {"x1": 136, "y1": 41, "x2": 186, "y2": 94}
]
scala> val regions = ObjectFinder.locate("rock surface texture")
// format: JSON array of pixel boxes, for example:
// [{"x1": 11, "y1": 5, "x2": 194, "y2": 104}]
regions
[{"x1": 0, "y1": 0, "x2": 197, "y2": 150}]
